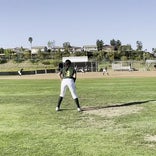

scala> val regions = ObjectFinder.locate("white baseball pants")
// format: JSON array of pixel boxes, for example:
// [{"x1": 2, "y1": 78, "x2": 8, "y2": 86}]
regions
[{"x1": 60, "y1": 78, "x2": 78, "y2": 99}]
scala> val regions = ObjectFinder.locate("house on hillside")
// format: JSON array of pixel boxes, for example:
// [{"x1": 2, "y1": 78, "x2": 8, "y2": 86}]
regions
[
  {"x1": 70, "y1": 46, "x2": 82, "y2": 53},
  {"x1": 30, "y1": 44, "x2": 115, "y2": 55},
  {"x1": 83, "y1": 45, "x2": 114, "y2": 52},
  {"x1": 31, "y1": 46, "x2": 48, "y2": 54},
  {"x1": 103, "y1": 45, "x2": 114, "y2": 52},
  {"x1": 83, "y1": 45, "x2": 97, "y2": 52},
  {"x1": 53, "y1": 46, "x2": 82, "y2": 53},
  {"x1": 52, "y1": 46, "x2": 64, "y2": 52}
]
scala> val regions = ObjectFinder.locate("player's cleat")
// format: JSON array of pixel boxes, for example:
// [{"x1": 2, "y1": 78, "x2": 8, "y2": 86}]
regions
[
  {"x1": 77, "y1": 107, "x2": 82, "y2": 112},
  {"x1": 56, "y1": 107, "x2": 60, "y2": 111}
]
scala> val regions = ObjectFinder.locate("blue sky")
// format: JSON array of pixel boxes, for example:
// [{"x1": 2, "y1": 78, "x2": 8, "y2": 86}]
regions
[{"x1": 0, "y1": 0, "x2": 156, "y2": 52}]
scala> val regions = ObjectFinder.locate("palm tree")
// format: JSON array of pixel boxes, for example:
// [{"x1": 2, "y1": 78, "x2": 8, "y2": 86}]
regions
[
  {"x1": 28, "y1": 37, "x2": 33, "y2": 59},
  {"x1": 47, "y1": 41, "x2": 52, "y2": 50},
  {"x1": 152, "y1": 48, "x2": 156, "y2": 57}
]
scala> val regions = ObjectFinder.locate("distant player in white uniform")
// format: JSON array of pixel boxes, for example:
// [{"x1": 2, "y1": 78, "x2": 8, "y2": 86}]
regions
[
  {"x1": 56, "y1": 59, "x2": 81, "y2": 112},
  {"x1": 102, "y1": 66, "x2": 109, "y2": 76},
  {"x1": 18, "y1": 68, "x2": 23, "y2": 76}
]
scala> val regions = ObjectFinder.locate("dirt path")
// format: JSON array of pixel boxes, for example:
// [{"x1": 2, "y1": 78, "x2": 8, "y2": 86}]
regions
[{"x1": 0, "y1": 71, "x2": 155, "y2": 79}]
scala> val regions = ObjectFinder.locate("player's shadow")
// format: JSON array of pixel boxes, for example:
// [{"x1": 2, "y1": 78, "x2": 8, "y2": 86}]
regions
[{"x1": 82, "y1": 100, "x2": 156, "y2": 111}]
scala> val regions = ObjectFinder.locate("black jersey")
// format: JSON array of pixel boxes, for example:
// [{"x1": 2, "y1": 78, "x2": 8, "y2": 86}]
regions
[{"x1": 61, "y1": 66, "x2": 76, "y2": 78}]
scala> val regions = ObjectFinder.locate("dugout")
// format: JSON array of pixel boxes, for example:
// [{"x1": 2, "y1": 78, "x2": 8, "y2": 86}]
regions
[
  {"x1": 62, "y1": 56, "x2": 98, "y2": 72},
  {"x1": 145, "y1": 59, "x2": 156, "y2": 70},
  {"x1": 112, "y1": 61, "x2": 132, "y2": 71},
  {"x1": 111, "y1": 61, "x2": 141, "y2": 71}
]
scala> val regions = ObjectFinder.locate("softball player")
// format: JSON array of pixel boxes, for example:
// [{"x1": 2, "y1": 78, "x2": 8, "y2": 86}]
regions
[
  {"x1": 18, "y1": 68, "x2": 23, "y2": 76},
  {"x1": 56, "y1": 59, "x2": 81, "y2": 112},
  {"x1": 102, "y1": 66, "x2": 109, "y2": 76}
]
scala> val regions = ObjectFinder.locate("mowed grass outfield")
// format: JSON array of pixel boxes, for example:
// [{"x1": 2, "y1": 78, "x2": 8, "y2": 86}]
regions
[{"x1": 0, "y1": 77, "x2": 156, "y2": 156}]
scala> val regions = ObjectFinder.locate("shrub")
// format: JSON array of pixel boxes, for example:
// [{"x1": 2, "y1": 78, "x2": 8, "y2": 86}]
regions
[
  {"x1": 0, "y1": 58, "x2": 7, "y2": 64},
  {"x1": 42, "y1": 60, "x2": 51, "y2": 65},
  {"x1": 13, "y1": 58, "x2": 25, "y2": 63},
  {"x1": 30, "y1": 59, "x2": 40, "y2": 64}
]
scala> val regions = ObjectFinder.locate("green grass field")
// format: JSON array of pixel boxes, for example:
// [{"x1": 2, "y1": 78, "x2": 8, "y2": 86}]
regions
[{"x1": 0, "y1": 77, "x2": 156, "y2": 156}]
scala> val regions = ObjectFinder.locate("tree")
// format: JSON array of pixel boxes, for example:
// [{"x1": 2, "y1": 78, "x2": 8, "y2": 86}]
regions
[
  {"x1": 96, "y1": 40, "x2": 104, "y2": 51},
  {"x1": 28, "y1": 37, "x2": 33, "y2": 49},
  {"x1": 152, "y1": 48, "x2": 156, "y2": 57},
  {"x1": 4, "y1": 49, "x2": 12, "y2": 59},
  {"x1": 0, "y1": 48, "x2": 4, "y2": 55},
  {"x1": 47, "y1": 41, "x2": 53, "y2": 50},
  {"x1": 118, "y1": 44, "x2": 132, "y2": 60},
  {"x1": 110, "y1": 39, "x2": 121, "y2": 50},
  {"x1": 106, "y1": 51, "x2": 114, "y2": 63},
  {"x1": 63, "y1": 42, "x2": 71, "y2": 53},
  {"x1": 110, "y1": 39, "x2": 116, "y2": 46},
  {"x1": 136, "y1": 41, "x2": 143, "y2": 51},
  {"x1": 28, "y1": 37, "x2": 33, "y2": 59},
  {"x1": 136, "y1": 41, "x2": 143, "y2": 60},
  {"x1": 47, "y1": 40, "x2": 55, "y2": 50},
  {"x1": 110, "y1": 39, "x2": 122, "y2": 61},
  {"x1": 116, "y1": 40, "x2": 122, "y2": 50}
]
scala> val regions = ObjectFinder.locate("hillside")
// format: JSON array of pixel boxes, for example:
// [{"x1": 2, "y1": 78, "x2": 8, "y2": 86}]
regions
[{"x1": 0, "y1": 60, "x2": 55, "y2": 72}]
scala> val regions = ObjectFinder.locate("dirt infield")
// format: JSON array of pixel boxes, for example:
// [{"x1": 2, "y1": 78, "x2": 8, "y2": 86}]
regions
[{"x1": 0, "y1": 71, "x2": 155, "y2": 79}]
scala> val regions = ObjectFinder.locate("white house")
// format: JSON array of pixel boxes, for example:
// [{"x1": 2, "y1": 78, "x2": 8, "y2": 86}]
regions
[
  {"x1": 31, "y1": 46, "x2": 47, "y2": 54},
  {"x1": 71, "y1": 46, "x2": 82, "y2": 52},
  {"x1": 83, "y1": 45, "x2": 97, "y2": 52}
]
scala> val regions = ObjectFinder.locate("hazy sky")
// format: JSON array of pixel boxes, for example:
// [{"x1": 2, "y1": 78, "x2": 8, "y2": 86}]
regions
[{"x1": 0, "y1": 0, "x2": 156, "y2": 51}]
